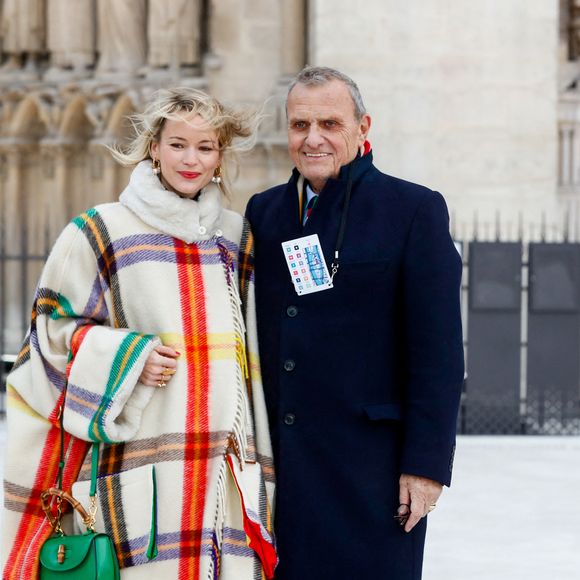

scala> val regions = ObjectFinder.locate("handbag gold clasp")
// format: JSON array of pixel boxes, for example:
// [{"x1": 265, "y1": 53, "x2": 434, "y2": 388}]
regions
[{"x1": 86, "y1": 494, "x2": 98, "y2": 532}]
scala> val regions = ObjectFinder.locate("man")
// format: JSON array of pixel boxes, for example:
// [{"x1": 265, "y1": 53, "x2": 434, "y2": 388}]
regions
[{"x1": 245, "y1": 66, "x2": 464, "y2": 580}]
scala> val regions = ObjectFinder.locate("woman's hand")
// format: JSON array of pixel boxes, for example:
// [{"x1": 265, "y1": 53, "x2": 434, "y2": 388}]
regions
[{"x1": 139, "y1": 345, "x2": 180, "y2": 388}]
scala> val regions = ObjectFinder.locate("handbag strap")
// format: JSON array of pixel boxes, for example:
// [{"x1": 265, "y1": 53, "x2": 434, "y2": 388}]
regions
[
  {"x1": 57, "y1": 403, "x2": 66, "y2": 490},
  {"x1": 57, "y1": 385, "x2": 100, "y2": 498},
  {"x1": 90, "y1": 442, "x2": 99, "y2": 497},
  {"x1": 40, "y1": 488, "x2": 93, "y2": 531}
]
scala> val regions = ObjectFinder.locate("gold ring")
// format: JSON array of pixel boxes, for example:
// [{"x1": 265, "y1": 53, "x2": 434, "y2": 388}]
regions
[
  {"x1": 157, "y1": 380, "x2": 166, "y2": 388},
  {"x1": 428, "y1": 504, "x2": 437, "y2": 513},
  {"x1": 162, "y1": 367, "x2": 172, "y2": 376}
]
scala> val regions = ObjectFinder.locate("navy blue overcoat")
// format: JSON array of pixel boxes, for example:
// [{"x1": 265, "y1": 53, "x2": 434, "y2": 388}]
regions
[{"x1": 246, "y1": 152, "x2": 464, "y2": 580}]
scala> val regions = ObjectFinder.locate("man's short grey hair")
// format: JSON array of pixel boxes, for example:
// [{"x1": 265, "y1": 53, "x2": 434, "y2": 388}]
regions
[{"x1": 287, "y1": 66, "x2": 367, "y2": 120}]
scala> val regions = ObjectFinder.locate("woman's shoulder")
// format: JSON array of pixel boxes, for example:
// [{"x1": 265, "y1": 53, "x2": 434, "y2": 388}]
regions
[
  {"x1": 67, "y1": 201, "x2": 126, "y2": 223},
  {"x1": 87, "y1": 201, "x2": 131, "y2": 220},
  {"x1": 51, "y1": 202, "x2": 126, "y2": 248},
  {"x1": 50, "y1": 203, "x2": 150, "y2": 260},
  {"x1": 69, "y1": 202, "x2": 144, "y2": 233}
]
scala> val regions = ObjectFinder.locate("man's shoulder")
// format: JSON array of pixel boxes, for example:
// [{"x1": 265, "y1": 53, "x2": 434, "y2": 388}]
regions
[
  {"x1": 370, "y1": 166, "x2": 440, "y2": 205},
  {"x1": 245, "y1": 180, "x2": 293, "y2": 225},
  {"x1": 252, "y1": 182, "x2": 290, "y2": 204}
]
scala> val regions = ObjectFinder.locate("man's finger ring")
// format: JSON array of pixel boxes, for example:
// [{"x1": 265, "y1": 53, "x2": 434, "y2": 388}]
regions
[
  {"x1": 428, "y1": 504, "x2": 437, "y2": 512},
  {"x1": 157, "y1": 380, "x2": 166, "y2": 388}
]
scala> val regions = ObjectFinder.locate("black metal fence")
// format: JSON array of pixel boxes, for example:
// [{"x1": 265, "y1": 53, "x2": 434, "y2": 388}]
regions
[
  {"x1": 461, "y1": 240, "x2": 580, "y2": 435},
  {"x1": 2, "y1": 221, "x2": 580, "y2": 435}
]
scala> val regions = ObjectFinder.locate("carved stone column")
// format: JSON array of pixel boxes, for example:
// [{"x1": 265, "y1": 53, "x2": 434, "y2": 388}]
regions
[
  {"x1": 263, "y1": 0, "x2": 306, "y2": 141},
  {"x1": 572, "y1": 126, "x2": 580, "y2": 185},
  {"x1": 561, "y1": 125, "x2": 573, "y2": 185},
  {"x1": 88, "y1": 139, "x2": 123, "y2": 206},
  {"x1": 39, "y1": 141, "x2": 75, "y2": 240},
  {"x1": 280, "y1": 0, "x2": 306, "y2": 78},
  {"x1": 0, "y1": 145, "x2": 23, "y2": 254},
  {"x1": 20, "y1": 143, "x2": 49, "y2": 310},
  {"x1": 0, "y1": 143, "x2": 29, "y2": 351}
]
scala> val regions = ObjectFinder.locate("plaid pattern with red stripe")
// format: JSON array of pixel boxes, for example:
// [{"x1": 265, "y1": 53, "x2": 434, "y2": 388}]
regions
[{"x1": 175, "y1": 239, "x2": 211, "y2": 579}]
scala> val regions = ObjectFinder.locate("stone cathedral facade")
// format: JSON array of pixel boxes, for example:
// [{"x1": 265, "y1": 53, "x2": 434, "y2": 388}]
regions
[
  {"x1": 0, "y1": 0, "x2": 578, "y2": 353},
  {"x1": 0, "y1": 0, "x2": 304, "y2": 352}
]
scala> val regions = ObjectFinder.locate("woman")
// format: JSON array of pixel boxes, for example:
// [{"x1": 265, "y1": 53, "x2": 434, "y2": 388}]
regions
[{"x1": 2, "y1": 88, "x2": 276, "y2": 579}]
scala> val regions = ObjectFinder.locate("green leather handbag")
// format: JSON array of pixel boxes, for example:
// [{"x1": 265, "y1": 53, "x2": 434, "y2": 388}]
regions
[
  {"x1": 39, "y1": 527, "x2": 120, "y2": 579},
  {"x1": 39, "y1": 440, "x2": 120, "y2": 579}
]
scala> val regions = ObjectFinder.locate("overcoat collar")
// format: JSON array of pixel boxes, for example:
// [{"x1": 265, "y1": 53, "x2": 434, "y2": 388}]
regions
[
  {"x1": 119, "y1": 160, "x2": 223, "y2": 243},
  {"x1": 289, "y1": 150, "x2": 375, "y2": 195}
]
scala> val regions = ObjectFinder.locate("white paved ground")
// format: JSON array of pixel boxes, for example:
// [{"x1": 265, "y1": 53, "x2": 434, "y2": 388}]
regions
[
  {"x1": 424, "y1": 436, "x2": 580, "y2": 580},
  {"x1": 0, "y1": 424, "x2": 578, "y2": 578}
]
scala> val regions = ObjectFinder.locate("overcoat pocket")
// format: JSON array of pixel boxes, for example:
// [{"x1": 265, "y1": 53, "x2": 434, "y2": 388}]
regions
[{"x1": 363, "y1": 402, "x2": 402, "y2": 421}]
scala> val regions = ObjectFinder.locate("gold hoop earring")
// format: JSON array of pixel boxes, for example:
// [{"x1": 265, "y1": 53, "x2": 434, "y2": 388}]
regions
[
  {"x1": 211, "y1": 166, "x2": 222, "y2": 185},
  {"x1": 152, "y1": 158, "x2": 161, "y2": 175}
]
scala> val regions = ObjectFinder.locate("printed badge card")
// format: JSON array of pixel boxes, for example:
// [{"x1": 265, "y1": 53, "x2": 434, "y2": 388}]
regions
[{"x1": 281, "y1": 234, "x2": 333, "y2": 295}]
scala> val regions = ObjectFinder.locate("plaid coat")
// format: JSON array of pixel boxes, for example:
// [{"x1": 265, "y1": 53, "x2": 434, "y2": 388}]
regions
[{"x1": 2, "y1": 161, "x2": 277, "y2": 580}]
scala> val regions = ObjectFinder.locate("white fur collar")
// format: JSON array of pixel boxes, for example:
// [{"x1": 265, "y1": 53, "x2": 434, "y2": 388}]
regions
[{"x1": 119, "y1": 160, "x2": 223, "y2": 243}]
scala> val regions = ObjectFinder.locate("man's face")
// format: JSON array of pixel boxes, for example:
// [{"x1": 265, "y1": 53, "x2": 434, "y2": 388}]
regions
[{"x1": 287, "y1": 80, "x2": 371, "y2": 193}]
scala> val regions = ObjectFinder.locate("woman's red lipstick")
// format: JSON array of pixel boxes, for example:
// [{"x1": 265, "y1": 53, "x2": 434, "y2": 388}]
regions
[{"x1": 178, "y1": 171, "x2": 201, "y2": 179}]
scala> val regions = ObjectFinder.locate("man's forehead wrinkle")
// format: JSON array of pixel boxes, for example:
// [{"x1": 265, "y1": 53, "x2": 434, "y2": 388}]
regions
[{"x1": 289, "y1": 105, "x2": 345, "y2": 122}]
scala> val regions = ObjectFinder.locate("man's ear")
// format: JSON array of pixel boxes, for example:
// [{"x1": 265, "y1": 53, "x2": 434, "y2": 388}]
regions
[{"x1": 360, "y1": 114, "x2": 371, "y2": 142}]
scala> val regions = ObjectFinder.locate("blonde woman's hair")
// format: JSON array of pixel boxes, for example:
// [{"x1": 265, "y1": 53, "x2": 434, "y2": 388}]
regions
[{"x1": 109, "y1": 87, "x2": 258, "y2": 197}]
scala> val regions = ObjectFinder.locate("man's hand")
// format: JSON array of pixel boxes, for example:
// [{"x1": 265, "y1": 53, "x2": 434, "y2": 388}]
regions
[{"x1": 397, "y1": 473, "x2": 443, "y2": 533}]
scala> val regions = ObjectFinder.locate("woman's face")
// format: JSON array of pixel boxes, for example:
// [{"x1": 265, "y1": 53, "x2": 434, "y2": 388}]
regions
[{"x1": 150, "y1": 114, "x2": 221, "y2": 199}]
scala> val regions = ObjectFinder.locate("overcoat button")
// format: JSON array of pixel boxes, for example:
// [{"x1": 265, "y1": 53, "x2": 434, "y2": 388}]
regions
[
  {"x1": 286, "y1": 305, "x2": 298, "y2": 317},
  {"x1": 198, "y1": 226, "x2": 207, "y2": 235},
  {"x1": 283, "y1": 359, "x2": 295, "y2": 372},
  {"x1": 283, "y1": 413, "x2": 296, "y2": 425}
]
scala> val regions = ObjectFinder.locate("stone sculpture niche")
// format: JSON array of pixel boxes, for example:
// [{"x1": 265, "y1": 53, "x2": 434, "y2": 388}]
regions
[
  {"x1": 0, "y1": 0, "x2": 45, "y2": 78},
  {"x1": 0, "y1": 0, "x2": 203, "y2": 81},
  {"x1": 144, "y1": 0, "x2": 201, "y2": 78},
  {"x1": 96, "y1": 0, "x2": 147, "y2": 78},
  {"x1": 46, "y1": 0, "x2": 96, "y2": 79}
]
